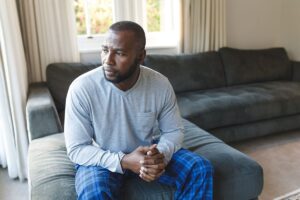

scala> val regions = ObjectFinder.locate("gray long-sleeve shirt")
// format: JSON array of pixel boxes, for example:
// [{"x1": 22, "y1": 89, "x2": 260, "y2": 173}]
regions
[{"x1": 64, "y1": 66, "x2": 184, "y2": 173}]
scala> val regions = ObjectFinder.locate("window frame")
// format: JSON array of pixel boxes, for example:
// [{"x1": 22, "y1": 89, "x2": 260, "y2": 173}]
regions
[{"x1": 76, "y1": 0, "x2": 179, "y2": 52}]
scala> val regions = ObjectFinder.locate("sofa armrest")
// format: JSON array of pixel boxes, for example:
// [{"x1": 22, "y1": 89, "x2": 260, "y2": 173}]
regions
[
  {"x1": 26, "y1": 82, "x2": 62, "y2": 141},
  {"x1": 292, "y1": 61, "x2": 300, "y2": 81}
]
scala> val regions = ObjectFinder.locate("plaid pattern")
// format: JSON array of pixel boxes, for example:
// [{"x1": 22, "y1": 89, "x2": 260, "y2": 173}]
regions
[
  {"x1": 159, "y1": 149, "x2": 213, "y2": 200},
  {"x1": 75, "y1": 149, "x2": 213, "y2": 200},
  {"x1": 75, "y1": 165, "x2": 124, "y2": 200}
]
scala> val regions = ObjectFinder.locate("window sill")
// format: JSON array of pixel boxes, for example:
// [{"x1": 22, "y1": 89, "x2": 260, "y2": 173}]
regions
[{"x1": 79, "y1": 44, "x2": 177, "y2": 54}]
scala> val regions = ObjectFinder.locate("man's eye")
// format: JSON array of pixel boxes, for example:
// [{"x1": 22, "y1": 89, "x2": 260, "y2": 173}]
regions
[
  {"x1": 102, "y1": 49, "x2": 108, "y2": 54},
  {"x1": 116, "y1": 52, "x2": 125, "y2": 56}
]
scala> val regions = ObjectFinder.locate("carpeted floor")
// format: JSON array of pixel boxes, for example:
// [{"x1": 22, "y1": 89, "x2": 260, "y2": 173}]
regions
[
  {"x1": 1, "y1": 130, "x2": 300, "y2": 200},
  {"x1": 0, "y1": 167, "x2": 28, "y2": 200},
  {"x1": 274, "y1": 188, "x2": 300, "y2": 200},
  {"x1": 231, "y1": 130, "x2": 300, "y2": 200}
]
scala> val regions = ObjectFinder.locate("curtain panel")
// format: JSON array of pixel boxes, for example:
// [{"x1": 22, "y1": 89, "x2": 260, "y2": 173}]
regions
[
  {"x1": 17, "y1": 0, "x2": 80, "y2": 82},
  {"x1": 180, "y1": 0, "x2": 226, "y2": 53},
  {"x1": 0, "y1": 0, "x2": 29, "y2": 181}
]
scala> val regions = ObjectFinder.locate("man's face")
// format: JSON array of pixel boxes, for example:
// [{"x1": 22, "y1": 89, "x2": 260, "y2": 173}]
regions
[{"x1": 101, "y1": 30, "x2": 144, "y2": 84}]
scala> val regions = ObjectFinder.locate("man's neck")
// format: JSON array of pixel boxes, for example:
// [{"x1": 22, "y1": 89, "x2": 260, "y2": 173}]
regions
[{"x1": 114, "y1": 67, "x2": 140, "y2": 91}]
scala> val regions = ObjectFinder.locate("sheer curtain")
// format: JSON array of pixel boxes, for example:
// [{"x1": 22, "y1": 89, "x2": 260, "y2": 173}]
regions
[
  {"x1": 180, "y1": 0, "x2": 227, "y2": 53},
  {"x1": 0, "y1": 0, "x2": 28, "y2": 181},
  {"x1": 0, "y1": 0, "x2": 80, "y2": 180},
  {"x1": 17, "y1": 0, "x2": 80, "y2": 82}
]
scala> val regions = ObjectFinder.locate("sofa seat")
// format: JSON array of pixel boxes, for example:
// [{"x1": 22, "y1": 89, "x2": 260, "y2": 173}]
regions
[
  {"x1": 177, "y1": 81, "x2": 300, "y2": 130},
  {"x1": 28, "y1": 119, "x2": 263, "y2": 200}
]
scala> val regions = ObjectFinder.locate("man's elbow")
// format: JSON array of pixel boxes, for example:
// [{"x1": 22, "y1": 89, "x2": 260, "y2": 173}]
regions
[{"x1": 67, "y1": 146, "x2": 81, "y2": 164}]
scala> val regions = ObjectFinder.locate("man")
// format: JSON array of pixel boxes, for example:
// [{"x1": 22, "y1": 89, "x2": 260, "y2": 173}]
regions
[{"x1": 64, "y1": 21, "x2": 213, "y2": 200}]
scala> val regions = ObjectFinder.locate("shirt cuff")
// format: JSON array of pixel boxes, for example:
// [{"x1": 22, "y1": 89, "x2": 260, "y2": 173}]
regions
[
  {"x1": 116, "y1": 151, "x2": 126, "y2": 174},
  {"x1": 156, "y1": 144, "x2": 172, "y2": 165}
]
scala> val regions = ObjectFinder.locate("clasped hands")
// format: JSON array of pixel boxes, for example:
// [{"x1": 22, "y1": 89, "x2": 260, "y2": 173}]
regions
[{"x1": 121, "y1": 144, "x2": 166, "y2": 182}]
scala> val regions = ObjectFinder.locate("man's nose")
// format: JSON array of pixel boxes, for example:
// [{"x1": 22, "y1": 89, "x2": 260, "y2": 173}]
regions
[{"x1": 104, "y1": 51, "x2": 114, "y2": 65}]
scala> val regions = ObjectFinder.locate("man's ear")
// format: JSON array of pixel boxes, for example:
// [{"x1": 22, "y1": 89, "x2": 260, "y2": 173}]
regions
[{"x1": 138, "y1": 49, "x2": 146, "y2": 64}]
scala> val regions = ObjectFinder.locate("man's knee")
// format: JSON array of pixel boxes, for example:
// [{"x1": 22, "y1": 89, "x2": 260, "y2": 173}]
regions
[
  {"x1": 193, "y1": 156, "x2": 214, "y2": 178},
  {"x1": 173, "y1": 149, "x2": 214, "y2": 177}
]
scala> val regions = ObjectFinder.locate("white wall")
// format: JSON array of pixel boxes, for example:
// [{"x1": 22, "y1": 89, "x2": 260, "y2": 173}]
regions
[
  {"x1": 226, "y1": 0, "x2": 300, "y2": 61},
  {"x1": 226, "y1": 0, "x2": 282, "y2": 49},
  {"x1": 280, "y1": 0, "x2": 300, "y2": 61}
]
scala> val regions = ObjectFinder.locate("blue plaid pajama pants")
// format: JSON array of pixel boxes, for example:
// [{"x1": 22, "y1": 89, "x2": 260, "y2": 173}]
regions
[{"x1": 75, "y1": 149, "x2": 213, "y2": 200}]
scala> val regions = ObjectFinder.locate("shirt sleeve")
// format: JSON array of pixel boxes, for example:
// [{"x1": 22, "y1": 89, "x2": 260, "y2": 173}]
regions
[
  {"x1": 156, "y1": 80, "x2": 184, "y2": 165},
  {"x1": 64, "y1": 82, "x2": 125, "y2": 174}
]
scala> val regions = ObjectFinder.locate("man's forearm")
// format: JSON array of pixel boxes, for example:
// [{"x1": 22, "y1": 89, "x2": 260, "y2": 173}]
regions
[{"x1": 67, "y1": 144, "x2": 125, "y2": 173}]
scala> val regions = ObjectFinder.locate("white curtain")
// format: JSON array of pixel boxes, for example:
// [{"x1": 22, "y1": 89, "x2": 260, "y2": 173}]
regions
[
  {"x1": 18, "y1": 0, "x2": 80, "y2": 82},
  {"x1": 180, "y1": 0, "x2": 227, "y2": 53},
  {"x1": 0, "y1": 0, "x2": 29, "y2": 181}
]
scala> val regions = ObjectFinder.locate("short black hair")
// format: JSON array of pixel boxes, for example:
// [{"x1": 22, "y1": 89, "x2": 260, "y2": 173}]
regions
[{"x1": 109, "y1": 21, "x2": 146, "y2": 49}]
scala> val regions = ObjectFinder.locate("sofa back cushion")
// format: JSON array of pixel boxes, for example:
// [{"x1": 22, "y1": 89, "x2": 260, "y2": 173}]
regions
[
  {"x1": 143, "y1": 52, "x2": 226, "y2": 93},
  {"x1": 220, "y1": 47, "x2": 292, "y2": 86},
  {"x1": 46, "y1": 63, "x2": 99, "y2": 113}
]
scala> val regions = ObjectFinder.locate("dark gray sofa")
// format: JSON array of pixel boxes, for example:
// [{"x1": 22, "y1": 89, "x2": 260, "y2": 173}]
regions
[
  {"x1": 144, "y1": 47, "x2": 300, "y2": 142},
  {"x1": 27, "y1": 47, "x2": 300, "y2": 200}
]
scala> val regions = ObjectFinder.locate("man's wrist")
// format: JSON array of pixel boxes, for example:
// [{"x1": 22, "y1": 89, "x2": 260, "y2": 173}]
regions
[
  {"x1": 118, "y1": 152, "x2": 127, "y2": 173},
  {"x1": 120, "y1": 153, "x2": 129, "y2": 171},
  {"x1": 156, "y1": 145, "x2": 170, "y2": 165}
]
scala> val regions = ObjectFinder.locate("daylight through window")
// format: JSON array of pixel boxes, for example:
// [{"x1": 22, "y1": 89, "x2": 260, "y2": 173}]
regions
[{"x1": 74, "y1": 0, "x2": 178, "y2": 51}]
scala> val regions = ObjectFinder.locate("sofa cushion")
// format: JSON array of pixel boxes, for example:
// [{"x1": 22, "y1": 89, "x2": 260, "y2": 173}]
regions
[
  {"x1": 220, "y1": 47, "x2": 292, "y2": 86},
  {"x1": 177, "y1": 81, "x2": 300, "y2": 130},
  {"x1": 211, "y1": 114, "x2": 300, "y2": 143},
  {"x1": 46, "y1": 63, "x2": 100, "y2": 113},
  {"x1": 143, "y1": 52, "x2": 226, "y2": 93}
]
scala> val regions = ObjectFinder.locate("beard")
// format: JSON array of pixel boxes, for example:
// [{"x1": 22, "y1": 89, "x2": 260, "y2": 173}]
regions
[{"x1": 103, "y1": 59, "x2": 140, "y2": 84}]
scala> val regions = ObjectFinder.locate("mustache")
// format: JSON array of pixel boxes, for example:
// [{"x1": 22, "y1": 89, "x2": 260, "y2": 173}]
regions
[
  {"x1": 102, "y1": 65, "x2": 117, "y2": 73},
  {"x1": 103, "y1": 65, "x2": 114, "y2": 70}
]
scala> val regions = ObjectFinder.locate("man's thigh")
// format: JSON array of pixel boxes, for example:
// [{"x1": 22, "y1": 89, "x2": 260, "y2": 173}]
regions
[{"x1": 75, "y1": 165, "x2": 124, "y2": 200}]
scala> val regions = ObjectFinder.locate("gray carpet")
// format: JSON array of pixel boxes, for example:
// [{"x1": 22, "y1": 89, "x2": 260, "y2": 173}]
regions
[
  {"x1": 274, "y1": 188, "x2": 300, "y2": 200},
  {"x1": 231, "y1": 130, "x2": 300, "y2": 200}
]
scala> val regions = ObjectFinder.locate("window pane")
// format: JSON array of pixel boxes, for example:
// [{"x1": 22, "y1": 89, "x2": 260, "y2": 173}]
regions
[
  {"x1": 89, "y1": 0, "x2": 113, "y2": 34},
  {"x1": 147, "y1": 0, "x2": 161, "y2": 32},
  {"x1": 74, "y1": 0, "x2": 87, "y2": 35}
]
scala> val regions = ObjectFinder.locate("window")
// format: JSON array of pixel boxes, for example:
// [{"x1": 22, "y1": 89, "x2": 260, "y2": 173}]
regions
[
  {"x1": 74, "y1": 0, "x2": 179, "y2": 52},
  {"x1": 75, "y1": 0, "x2": 113, "y2": 35}
]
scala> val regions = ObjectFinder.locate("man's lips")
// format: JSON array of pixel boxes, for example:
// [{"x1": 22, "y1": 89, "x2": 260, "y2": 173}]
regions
[{"x1": 103, "y1": 67, "x2": 116, "y2": 77}]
